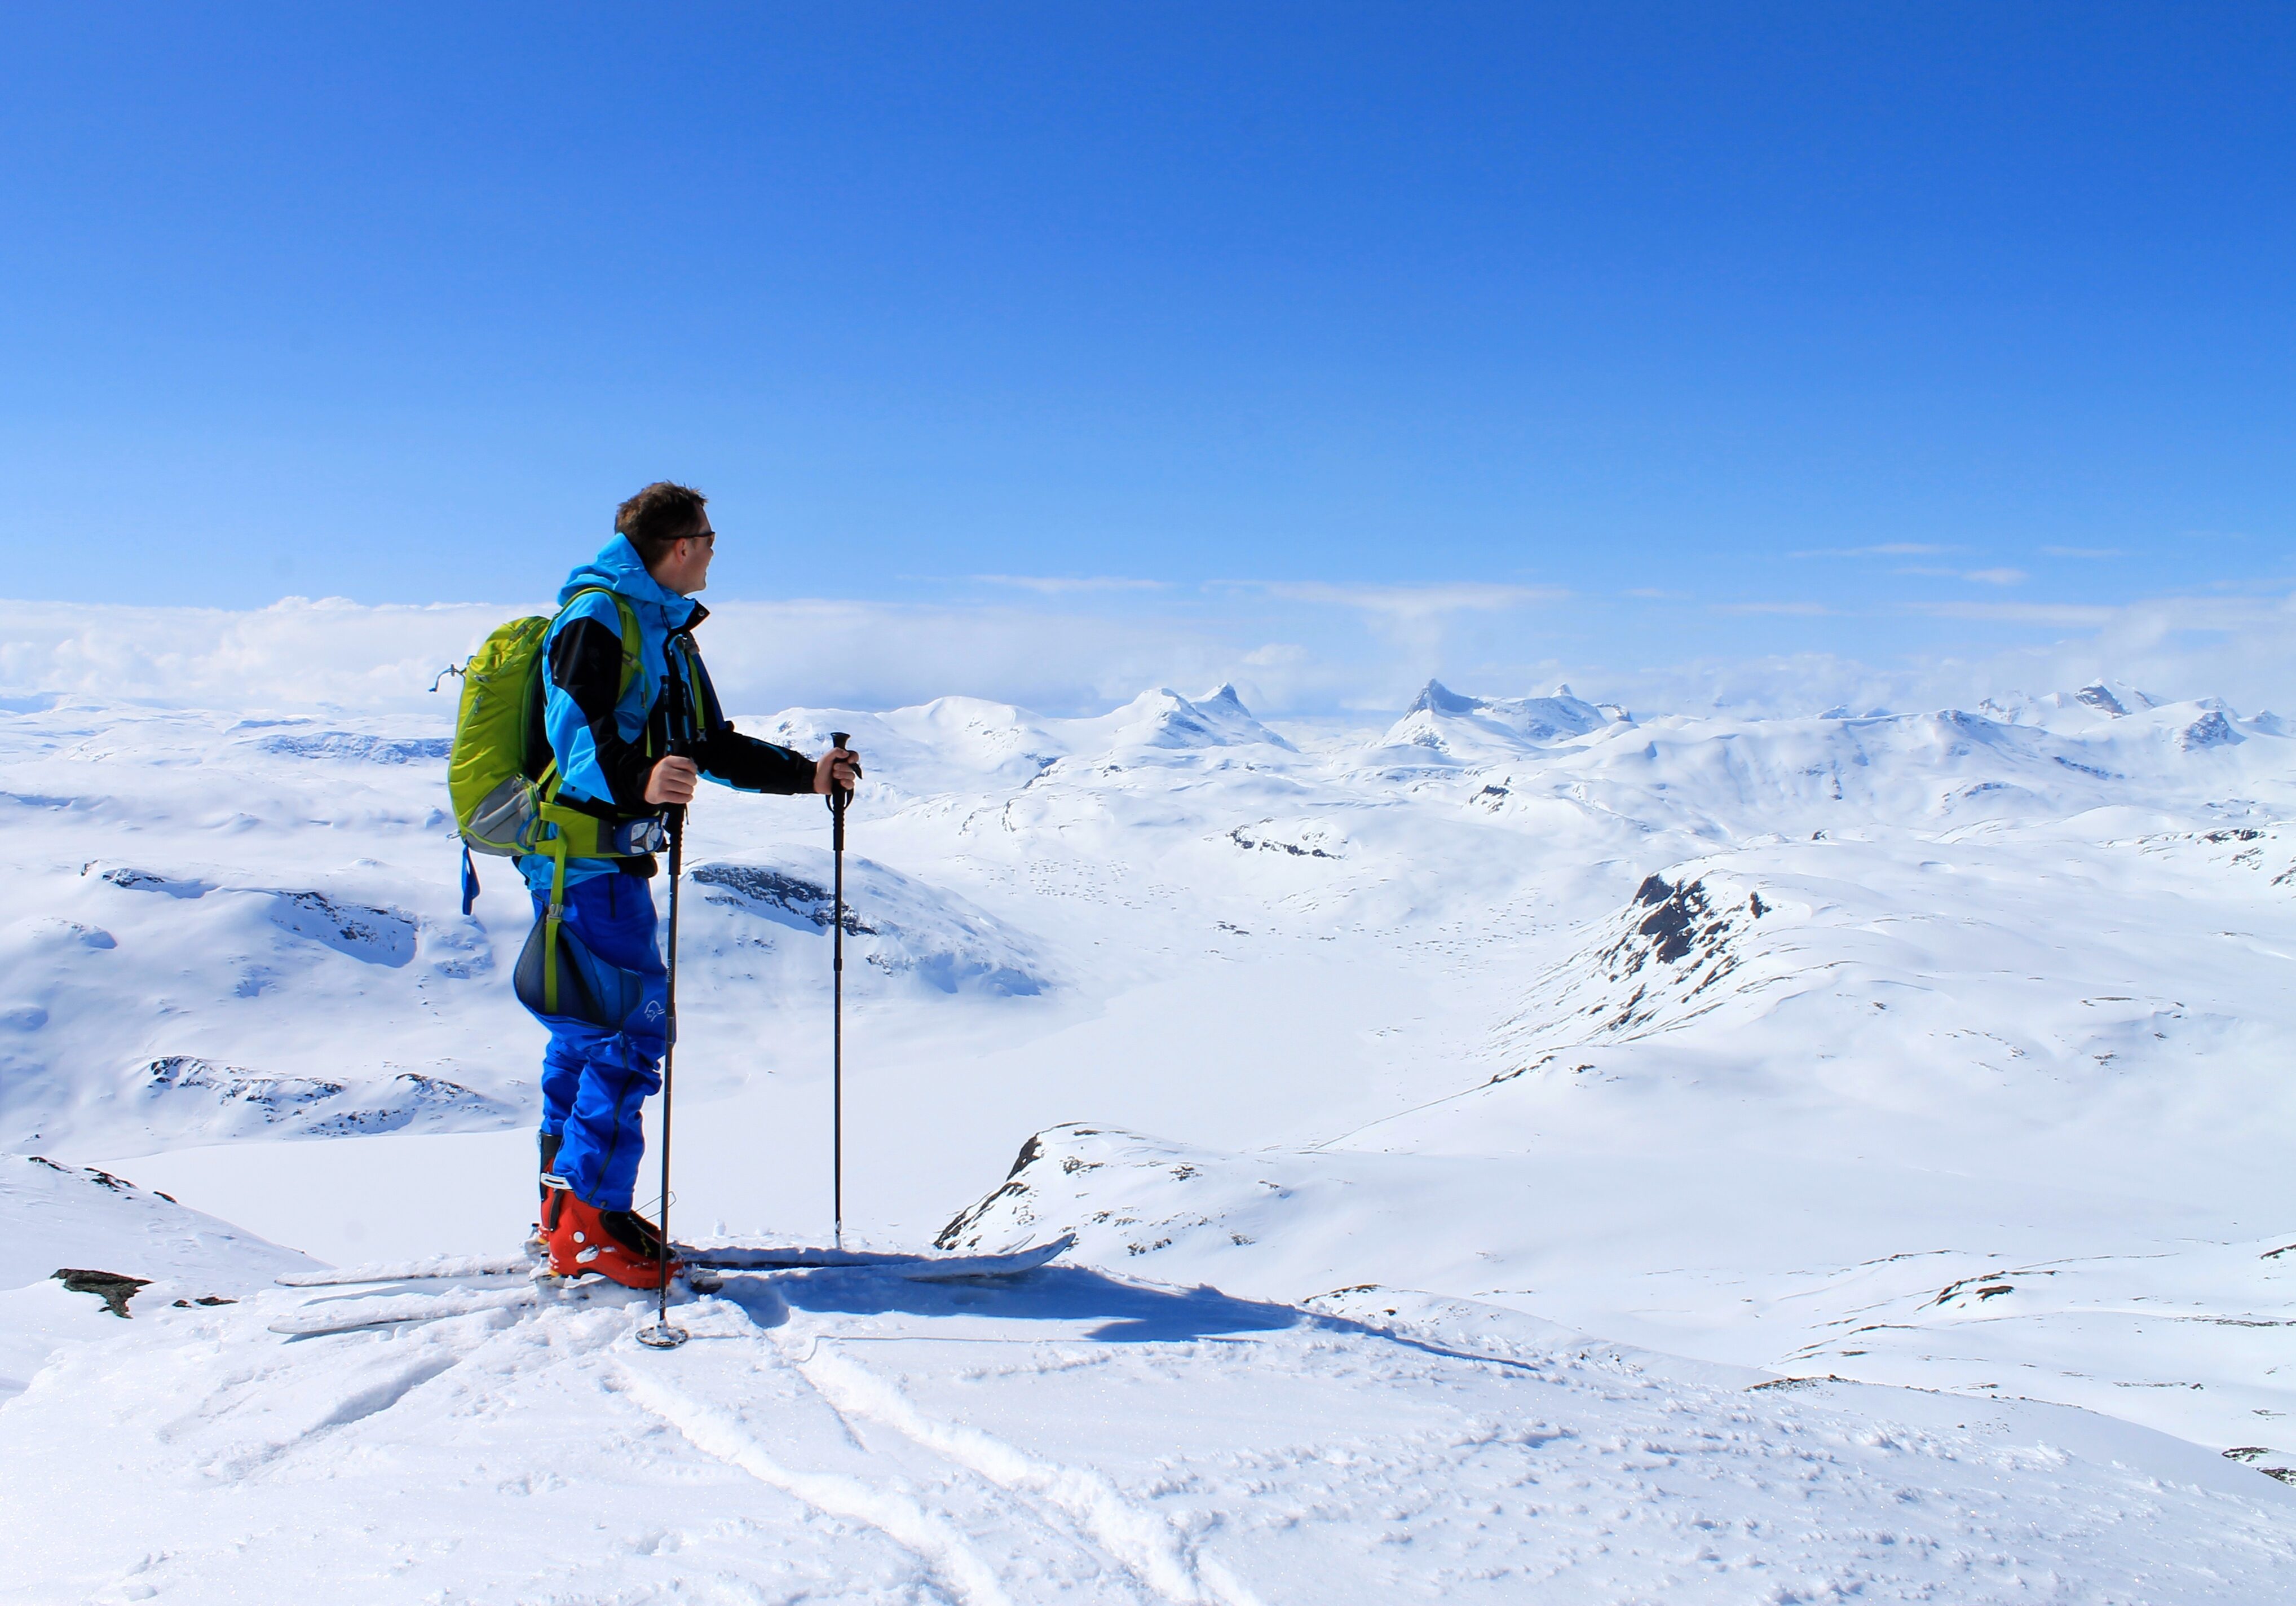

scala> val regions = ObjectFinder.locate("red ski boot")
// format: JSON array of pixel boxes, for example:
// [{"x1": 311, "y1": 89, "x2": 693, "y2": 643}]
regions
[
  {"x1": 547, "y1": 1192, "x2": 679, "y2": 1290},
  {"x1": 533, "y1": 1171, "x2": 571, "y2": 1257},
  {"x1": 531, "y1": 1135, "x2": 567, "y2": 1255}
]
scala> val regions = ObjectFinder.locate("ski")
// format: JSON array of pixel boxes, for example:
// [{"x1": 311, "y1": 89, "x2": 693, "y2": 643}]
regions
[
  {"x1": 273, "y1": 1236, "x2": 1075, "y2": 1294},
  {"x1": 683, "y1": 1236, "x2": 1074, "y2": 1281},
  {"x1": 268, "y1": 1285, "x2": 541, "y2": 1336},
  {"x1": 267, "y1": 1270, "x2": 673, "y2": 1337},
  {"x1": 267, "y1": 1239, "x2": 1075, "y2": 1333},
  {"x1": 277, "y1": 1253, "x2": 538, "y2": 1288}
]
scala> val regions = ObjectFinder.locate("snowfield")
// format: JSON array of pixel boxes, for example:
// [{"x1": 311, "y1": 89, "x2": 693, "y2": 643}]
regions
[
  {"x1": 3, "y1": 676, "x2": 2294, "y2": 1600},
  {"x1": 7, "y1": 1260, "x2": 2291, "y2": 1603}
]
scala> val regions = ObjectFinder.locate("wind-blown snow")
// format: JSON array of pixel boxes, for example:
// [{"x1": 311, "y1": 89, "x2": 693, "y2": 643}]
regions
[{"x1": 5, "y1": 675, "x2": 2296, "y2": 1598}]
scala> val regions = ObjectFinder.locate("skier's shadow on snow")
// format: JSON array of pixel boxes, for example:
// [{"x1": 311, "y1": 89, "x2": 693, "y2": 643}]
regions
[{"x1": 717, "y1": 1264, "x2": 1301, "y2": 1343}]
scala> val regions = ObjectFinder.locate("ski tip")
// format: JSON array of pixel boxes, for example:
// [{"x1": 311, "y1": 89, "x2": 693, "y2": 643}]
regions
[{"x1": 894, "y1": 1234, "x2": 1078, "y2": 1282}]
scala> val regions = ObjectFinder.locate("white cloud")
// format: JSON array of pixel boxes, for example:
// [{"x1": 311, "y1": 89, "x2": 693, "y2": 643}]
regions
[
  {"x1": 1242, "y1": 643, "x2": 1310, "y2": 667},
  {"x1": 1575, "y1": 594, "x2": 2296, "y2": 719},
  {"x1": 0, "y1": 597, "x2": 526, "y2": 713},
  {"x1": 0, "y1": 595, "x2": 1202, "y2": 718},
  {"x1": 0, "y1": 594, "x2": 1384, "y2": 721},
  {"x1": 8, "y1": 587, "x2": 2296, "y2": 726},
  {"x1": 1231, "y1": 581, "x2": 1570, "y2": 686}
]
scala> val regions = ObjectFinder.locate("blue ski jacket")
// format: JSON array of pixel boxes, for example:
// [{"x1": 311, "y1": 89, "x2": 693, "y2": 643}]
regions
[{"x1": 517, "y1": 534, "x2": 815, "y2": 893}]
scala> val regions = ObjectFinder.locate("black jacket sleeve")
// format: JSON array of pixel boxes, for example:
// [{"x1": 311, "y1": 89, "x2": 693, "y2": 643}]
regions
[
  {"x1": 682, "y1": 643, "x2": 818, "y2": 795},
  {"x1": 694, "y1": 725, "x2": 819, "y2": 794}
]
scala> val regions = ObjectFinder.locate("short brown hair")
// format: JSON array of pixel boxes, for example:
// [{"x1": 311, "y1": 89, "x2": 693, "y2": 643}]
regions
[{"x1": 615, "y1": 482, "x2": 709, "y2": 563}]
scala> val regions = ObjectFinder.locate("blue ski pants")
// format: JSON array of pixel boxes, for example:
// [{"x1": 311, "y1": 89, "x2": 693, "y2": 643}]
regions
[{"x1": 527, "y1": 875, "x2": 668, "y2": 1212}]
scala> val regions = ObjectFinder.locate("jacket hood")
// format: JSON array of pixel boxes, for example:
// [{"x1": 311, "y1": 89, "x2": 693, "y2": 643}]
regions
[{"x1": 557, "y1": 535, "x2": 700, "y2": 629}]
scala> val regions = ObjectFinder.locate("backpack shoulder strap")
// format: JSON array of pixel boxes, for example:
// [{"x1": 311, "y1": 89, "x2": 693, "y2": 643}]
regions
[{"x1": 533, "y1": 588, "x2": 654, "y2": 863}]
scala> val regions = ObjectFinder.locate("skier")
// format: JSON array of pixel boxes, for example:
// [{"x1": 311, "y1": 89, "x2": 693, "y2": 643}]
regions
[{"x1": 525, "y1": 482, "x2": 859, "y2": 1288}]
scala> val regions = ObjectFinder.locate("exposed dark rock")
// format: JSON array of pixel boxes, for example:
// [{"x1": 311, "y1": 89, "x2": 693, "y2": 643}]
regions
[
  {"x1": 53, "y1": 1268, "x2": 148, "y2": 1319},
  {"x1": 1544, "y1": 875, "x2": 1766, "y2": 1038},
  {"x1": 1631, "y1": 879, "x2": 1713, "y2": 965},
  {"x1": 144, "y1": 1056, "x2": 347, "y2": 1118},
  {"x1": 1228, "y1": 827, "x2": 1337, "y2": 859},
  {"x1": 99, "y1": 867, "x2": 207, "y2": 898},
  {"x1": 302, "y1": 1072, "x2": 506, "y2": 1136},
  {"x1": 1004, "y1": 1133, "x2": 1044, "y2": 1180},
  {"x1": 935, "y1": 1179, "x2": 1028, "y2": 1250},
  {"x1": 136, "y1": 1059, "x2": 505, "y2": 1136},
  {"x1": 2178, "y1": 711, "x2": 2241, "y2": 751},
  {"x1": 268, "y1": 892, "x2": 417, "y2": 966},
  {"x1": 691, "y1": 864, "x2": 874, "y2": 934}
]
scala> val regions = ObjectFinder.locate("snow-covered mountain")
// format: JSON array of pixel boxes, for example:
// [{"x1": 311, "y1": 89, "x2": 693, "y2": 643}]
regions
[
  {"x1": 1374, "y1": 677, "x2": 1624, "y2": 761},
  {"x1": 5, "y1": 677, "x2": 2295, "y2": 1599}
]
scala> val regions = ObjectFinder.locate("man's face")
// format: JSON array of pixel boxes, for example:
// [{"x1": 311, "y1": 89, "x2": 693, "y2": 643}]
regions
[{"x1": 654, "y1": 522, "x2": 716, "y2": 595}]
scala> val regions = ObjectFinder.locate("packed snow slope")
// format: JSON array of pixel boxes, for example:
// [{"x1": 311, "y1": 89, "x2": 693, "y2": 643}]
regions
[
  {"x1": 5, "y1": 675, "x2": 2296, "y2": 1599},
  {"x1": 7, "y1": 1262, "x2": 2291, "y2": 1603}
]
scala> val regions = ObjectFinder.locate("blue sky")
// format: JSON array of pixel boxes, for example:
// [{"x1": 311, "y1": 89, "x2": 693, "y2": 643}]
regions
[{"x1": 2, "y1": 4, "x2": 2291, "y2": 708}]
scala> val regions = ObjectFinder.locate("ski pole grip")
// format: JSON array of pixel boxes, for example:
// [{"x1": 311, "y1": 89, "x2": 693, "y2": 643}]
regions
[
  {"x1": 828, "y1": 731, "x2": 853, "y2": 844},
  {"x1": 830, "y1": 733, "x2": 853, "y2": 802}
]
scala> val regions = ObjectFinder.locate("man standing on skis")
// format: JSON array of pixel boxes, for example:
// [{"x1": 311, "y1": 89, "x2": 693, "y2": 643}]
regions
[{"x1": 525, "y1": 481, "x2": 859, "y2": 1288}]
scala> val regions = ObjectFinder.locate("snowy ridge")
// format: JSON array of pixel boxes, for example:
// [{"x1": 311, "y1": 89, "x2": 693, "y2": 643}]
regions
[
  {"x1": 0, "y1": 1151, "x2": 316, "y2": 1400},
  {"x1": 1495, "y1": 869, "x2": 1786, "y2": 1046},
  {"x1": 751, "y1": 683, "x2": 1295, "y2": 807},
  {"x1": 1376, "y1": 677, "x2": 1623, "y2": 761},
  {"x1": 8, "y1": 674, "x2": 2296, "y2": 1595},
  {"x1": 0, "y1": 1151, "x2": 316, "y2": 1294},
  {"x1": 1082, "y1": 683, "x2": 1300, "y2": 755},
  {"x1": 688, "y1": 848, "x2": 1055, "y2": 996}
]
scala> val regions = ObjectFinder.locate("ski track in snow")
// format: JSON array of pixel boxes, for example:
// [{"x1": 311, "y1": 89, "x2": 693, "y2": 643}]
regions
[
  {"x1": 619, "y1": 1362, "x2": 1018, "y2": 1606},
  {"x1": 8, "y1": 680, "x2": 2296, "y2": 1596},
  {"x1": 787, "y1": 1340, "x2": 1262, "y2": 1606}
]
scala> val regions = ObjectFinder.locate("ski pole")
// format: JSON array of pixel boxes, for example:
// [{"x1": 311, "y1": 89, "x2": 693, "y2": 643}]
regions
[
  {"x1": 636, "y1": 801, "x2": 687, "y2": 1349},
  {"x1": 638, "y1": 654, "x2": 695, "y2": 1351},
  {"x1": 828, "y1": 731, "x2": 851, "y2": 1251}
]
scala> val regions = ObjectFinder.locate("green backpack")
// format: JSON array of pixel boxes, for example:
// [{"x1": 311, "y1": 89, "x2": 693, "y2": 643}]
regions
[{"x1": 447, "y1": 587, "x2": 643, "y2": 903}]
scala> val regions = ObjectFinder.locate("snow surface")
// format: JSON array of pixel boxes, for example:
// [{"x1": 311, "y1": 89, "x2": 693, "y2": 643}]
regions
[{"x1": 5, "y1": 678, "x2": 2295, "y2": 1599}]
